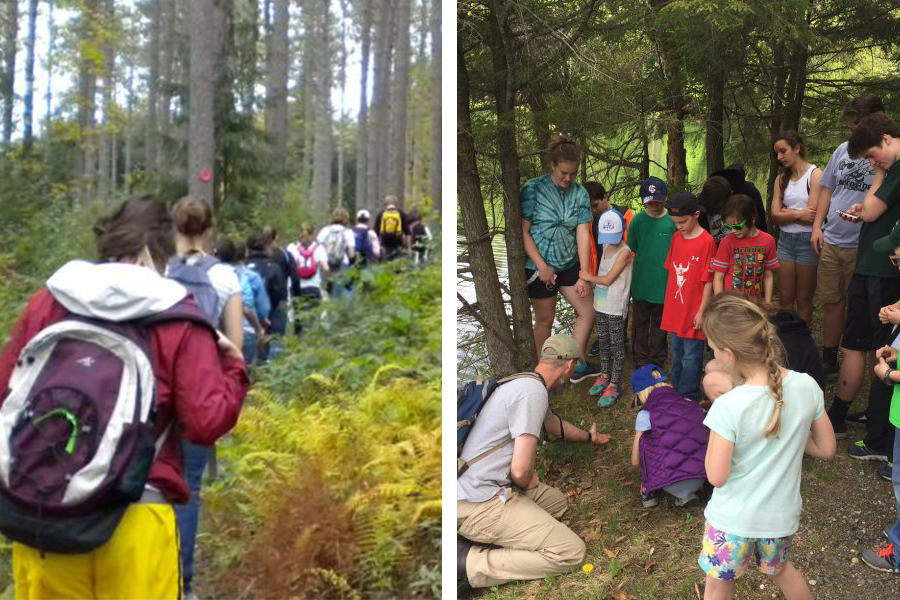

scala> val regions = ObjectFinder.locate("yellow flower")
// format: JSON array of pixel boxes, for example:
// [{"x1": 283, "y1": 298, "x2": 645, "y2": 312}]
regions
[{"x1": 582, "y1": 563, "x2": 594, "y2": 573}]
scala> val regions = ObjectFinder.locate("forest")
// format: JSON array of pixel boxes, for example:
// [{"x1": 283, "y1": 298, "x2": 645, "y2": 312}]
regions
[
  {"x1": 0, "y1": 0, "x2": 442, "y2": 598},
  {"x1": 458, "y1": 0, "x2": 900, "y2": 376}
]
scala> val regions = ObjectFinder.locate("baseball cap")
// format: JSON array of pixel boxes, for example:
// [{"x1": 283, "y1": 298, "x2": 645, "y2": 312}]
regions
[
  {"x1": 596, "y1": 209, "x2": 625, "y2": 244},
  {"x1": 540, "y1": 334, "x2": 581, "y2": 360},
  {"x1": 640, "y1": 176, "x2": 668, "y2": 204},
  {"x1": 630, "y1": 364, "x2": 667, "y2": 394},
  {"x1": 357, "y1": 209, "x2": 371, "y2": 221},
  {"x1": 668, "y1": 192, "x2": 699, "y2": 217},
  {"x1": 873, "y1": 217, "x2": 900, "y2": 253}
]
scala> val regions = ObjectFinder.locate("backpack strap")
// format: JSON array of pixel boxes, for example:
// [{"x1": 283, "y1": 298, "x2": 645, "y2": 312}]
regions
[
  {"x1": 457, "y1": 372, "x2": 544, "y2": 478},
  {"x1": 138, "y1": 300, "x2": 216, "y2": 334}
]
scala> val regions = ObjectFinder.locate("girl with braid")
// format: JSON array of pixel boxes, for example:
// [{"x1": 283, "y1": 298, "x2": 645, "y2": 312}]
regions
[{"x1": 697, "y1": 293, "x2": 836, "y2": 599}]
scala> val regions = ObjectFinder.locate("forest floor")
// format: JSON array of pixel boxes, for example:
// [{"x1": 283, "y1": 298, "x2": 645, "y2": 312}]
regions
[{"x1": 462, "y1": 302, "x2": 900, "y2": 600}]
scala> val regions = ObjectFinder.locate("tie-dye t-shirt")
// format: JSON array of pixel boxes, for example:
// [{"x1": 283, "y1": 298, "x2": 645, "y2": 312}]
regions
[{"x1": 521, "y1": 175, "x2": 592, "y2": 271}]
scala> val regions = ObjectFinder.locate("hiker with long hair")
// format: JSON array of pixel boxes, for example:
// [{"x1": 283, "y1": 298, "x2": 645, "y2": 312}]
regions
[
  {"x1": 698, "y1": 293, "x2": 835, "y2": 599},
  {"x1": 0, "y1": 196, "x2": 248, "y2": 599},
  {"x1": 769, "y1": 131, "x2": 822, "y2": 326}
]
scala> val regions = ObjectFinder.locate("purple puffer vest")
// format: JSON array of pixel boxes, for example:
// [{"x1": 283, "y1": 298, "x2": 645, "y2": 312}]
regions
[{"x1": 639, "y1": 387, "x2": 708, "y2": 493}]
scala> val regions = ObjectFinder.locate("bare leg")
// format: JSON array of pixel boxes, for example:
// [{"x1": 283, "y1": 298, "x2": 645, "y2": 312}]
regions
[
  {"x1": 531, "y1": 295, "x2": 558, "y2": 355},
  {"x1": 702, "y1": 371, "x2": 734, "y2": 402},
  {"x1": 773, "y1": 562, "x2": 812, "y2": 600},
  {"x1": 559, "y1": 285, "x2": 595, "y2": 358},
  {"x1": 794, "y1": 264, "x2": 818, "y2": 326},
  {"x1": 822, "y1": 301, "x2": 846, "y2": 348},
  {"x1": 703, "y1": 575, "x2": 735, "y2": 600},
  {"x1": 835, "y1": 348, "x2": 869, "y2": 402},
  {"x1": 778, "y1": 261, "x2": 797, "y2": 312}
]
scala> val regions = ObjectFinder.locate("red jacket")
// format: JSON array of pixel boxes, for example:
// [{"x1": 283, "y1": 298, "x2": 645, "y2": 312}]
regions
[{"x1": 0, "y1": 288, "x2": 250, "y2": 503}]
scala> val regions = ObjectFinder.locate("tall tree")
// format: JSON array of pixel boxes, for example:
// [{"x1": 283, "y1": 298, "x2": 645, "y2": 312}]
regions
[
  {"x1": 367, "y1": 0, "x2": 393, "y2": 208},
  {"x1": 429, "y1": 0, "x2": 441, "y2": 220},
  {"x1": 23, "y1": 0, "x2": 38, "y2": 153},
  {"x1": 98, "y1": 0, "x2": 117, "y2": 198},
  {"x1": 354, "y1": 0, "x2": 372, "y2": 210},
  {"x1": 310, "y1": 0, "x2": 333, "y2": 214},
  {"x1": 2, "y1": 0, "x2": 18, "y2": 148},
  {"x1": 189, "y1": 0, "x2": 216, "y2": 203},
  {"x1": 264, "y1": 0, "x2": 290, "y2": 195},
  {"x1": 387, "y1": 0, "x2": 409, "y2": 201},
  {"x1": 76, "y1": 0, "x2": 100, "y2": 197},
  {"x1": 146, "y1": 0, "x2": 161, "y2": 175},
  {"x1": 45, "y1": 0, "x2": 54, "y2": 134}
]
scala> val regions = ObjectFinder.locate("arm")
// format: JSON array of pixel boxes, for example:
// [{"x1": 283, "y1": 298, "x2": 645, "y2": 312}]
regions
[
  {"x1": 522, "y1": 219, "x2": 555, "y2": 284},
  {"x1": 243, "y1": 306, "x2": 263, "y2": 337},
  {"x1": 631, "y1": 431, "x2": 642, "y2": 467},
  {"x1": 806, "y1": 169, "x2": 823, "y2": 211},
  {"x1": 809, "y1": 186, "x2": 833, "y2": 255},
  {"x1": 220, "y1": 293, "x2": 244, "y2": 350},
  {"x1": 855, "y1": 167, "x2": 886, "y2": 222},
  {"x1": 769, "y1": 176, "x2": 796, "y2": 225},
  {"x1": 713, "y1": 271, "x2": 724, "y2": 295},
  {"x1": 693, "y1": 281, "x2": 713, "y2": 330},
  {"x1": 543, "y1": 413, "x2": 610, "y2": 445},
  {"x1": 509, "y1": 433, "x2": 540, "y2": 490},
  {"x1": 763, "y1": 270, "x2": 774, "y2": 304},
  {"x1": 580, "y1": 250, "x2": 632, "y2": 286},
  {"x1": 576, "y1": 222, "x2": 592, "y2": 279},
  {"x1": 804, "y1": 413, "x2": 837, "y2": 459},
  {"x1": 704, "y1": 430, "x2": 734, "y2": 487}
]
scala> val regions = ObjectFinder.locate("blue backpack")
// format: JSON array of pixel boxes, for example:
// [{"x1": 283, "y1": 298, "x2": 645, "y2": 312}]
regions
[
  {"x1": 167, "y1": 254, "x2": 221, "y2": 323},
  {"x1": 354, "y1": 227, "x2": 374, "y2": 264},
  {"x1": 456, "y1": 372, "x2": 541, "y2": 477}
]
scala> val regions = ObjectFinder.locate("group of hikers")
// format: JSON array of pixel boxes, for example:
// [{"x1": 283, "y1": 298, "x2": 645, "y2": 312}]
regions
[
  {"x1": 457, "y1": 94, "x2": 900, "y2": 598},
  {"x1": 0, "y1": 191, "x2": 428, "y2": 599}
]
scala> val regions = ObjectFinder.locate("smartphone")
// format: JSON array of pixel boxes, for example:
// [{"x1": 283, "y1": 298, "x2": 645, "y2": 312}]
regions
[{"x1": 834, "y1": 209, "x2": 862, "y2": 223}]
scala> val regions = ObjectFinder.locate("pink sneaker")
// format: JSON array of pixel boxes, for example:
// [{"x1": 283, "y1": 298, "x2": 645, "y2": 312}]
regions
[
  {"x1": 588, "y1": 374, "x2": 610, "y2": 395},
  {"x1": 598, "y1": 383, "x2": 620, "y2": 407}
]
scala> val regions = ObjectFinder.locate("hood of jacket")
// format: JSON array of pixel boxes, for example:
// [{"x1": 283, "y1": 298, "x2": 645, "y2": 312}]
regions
[
  {"x1": 771, "y1": 309, "x2": 811, "y2": 336},
  {"x1": 46, "y1": 260, "x2": 187, "y2": 322},
  {"x1": 710, "y1": 163, "x2": 747, "y2": 189}
]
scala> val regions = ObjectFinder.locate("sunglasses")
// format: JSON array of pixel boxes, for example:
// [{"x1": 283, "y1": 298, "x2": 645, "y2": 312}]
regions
[
  {"x1": 890, "y1": 255, "x2": 900, "y2": 268},
  {"x1": 722, "y1": 220, "x2": 748, "y2": 232}
]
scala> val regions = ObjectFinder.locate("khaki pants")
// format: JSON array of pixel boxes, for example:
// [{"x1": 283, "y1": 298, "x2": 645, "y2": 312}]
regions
[{"x1": 457, "y1": 483, "x2": 586, "y2": 588}]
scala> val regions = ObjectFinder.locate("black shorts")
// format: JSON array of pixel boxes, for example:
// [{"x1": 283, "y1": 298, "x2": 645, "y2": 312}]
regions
[
  {"x1": 525, "y1": 262, "x2": 581, "y2": 300},
  {"x1": 841, "y1": 274, "x2": 900, "y2": 351}
]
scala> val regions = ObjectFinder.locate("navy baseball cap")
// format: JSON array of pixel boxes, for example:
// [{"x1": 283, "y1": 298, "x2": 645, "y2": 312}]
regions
[
  {"x1": 630, "y1": 364, "x2": 667, "y2": 394},
  {"x1": 668, "y1": 192, "x2": 699, "y2": 217},
  {"x1": 640, "y1": 177, "x2": 668, "y2": 204}
]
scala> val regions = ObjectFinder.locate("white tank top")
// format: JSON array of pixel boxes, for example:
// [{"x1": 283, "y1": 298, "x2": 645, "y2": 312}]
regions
[
  {"x1": 593, "y1": 244, "x2": 632, "y2": 316},
  {"x1": 780, "y1": 164, "x2": 816, "y2": 234}
]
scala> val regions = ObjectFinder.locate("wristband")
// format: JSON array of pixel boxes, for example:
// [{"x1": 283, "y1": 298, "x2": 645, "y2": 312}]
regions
[{"x1": 883, "y1": 368, "x2": 894, "y2": 386}]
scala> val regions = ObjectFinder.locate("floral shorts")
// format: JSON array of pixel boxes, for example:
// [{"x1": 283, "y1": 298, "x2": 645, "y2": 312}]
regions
[{"x1": 697, "y1": 522, "x2": 792, "y2": 579}]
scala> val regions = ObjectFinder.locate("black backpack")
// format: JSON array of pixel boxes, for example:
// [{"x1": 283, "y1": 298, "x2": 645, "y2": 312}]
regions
[{"x1": 247, "y1": 255, "x2": 287, "y2": 308}]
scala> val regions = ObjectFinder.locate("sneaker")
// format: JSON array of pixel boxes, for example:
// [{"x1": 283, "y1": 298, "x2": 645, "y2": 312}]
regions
[
  {"x1": 674, "y1": 493, "x2": 699, "y2": 507},
  {"x1": 878, "y1": 462, "x2": 894, "y2": 482},
  {"x1": 588, "y1": 374, "x2": 610, "y2": 396},
  {"x1": 598, "y1": 383, "x2": 620, "y2": 407},
  {"x1": 640, "y1": 484, "x2": 658, "y2": 508},
  {"x1": 846, "y1": 411, "x2": 868, "y2": 425},
  {"x1": 832, "y1": 419, "x2": 847, "y2": 440},
  {"x1": 860, "y1": 544, "x2": 900, "y2": 573},
  {"x1": 571, "y1": 361, "x2": 603, "y2": 383},
  {"x1": 847, "y1": 440, "x2": 889, "y2": 462},
  {"x1": 588, "y1": 339, "x2": 600, "y2": 357}
]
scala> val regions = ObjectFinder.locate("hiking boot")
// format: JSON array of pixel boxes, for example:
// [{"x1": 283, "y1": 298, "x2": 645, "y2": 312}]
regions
[
  {"x1": 588, "y1": 339, "x2": 601, "y2": 357},
  {"x1": 878, "y1": 462, "x2": 894, "y2": 482},
  {"x1": 847, "y1": 440, "x2": 889, "y2": 462},
  {"x1": 674, "y1": 493, "x2": 699, "y2": 508},
  {"x1": 571, "y1": 361, "x2": 604, "y2": 383},
  {"x1": 588, "y1": 374, "x2": 610, "y2": 396},
  {"x1": 458, "y1": 536, "x2": 473, "y2": 590},
  {"x1": 860, "y1": 544, "x2": 900, "y2": 573},
  {"x1": 640, "y1": 484, "x2": 658, "y2": 508},
  {"x1": 832, "y1": 419, "x2": 847, "y2": 440},
  {"x1": 846, "y1": 411, "x2": 868, "y2": 425},
  {"x1": 598, "y1": 383, "x2": 621, "y2": 408}
]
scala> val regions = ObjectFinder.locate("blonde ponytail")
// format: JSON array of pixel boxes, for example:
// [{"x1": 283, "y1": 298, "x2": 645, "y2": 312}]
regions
[{"x1": 762, "y1": 327, "x2": 785, "y2": 437}]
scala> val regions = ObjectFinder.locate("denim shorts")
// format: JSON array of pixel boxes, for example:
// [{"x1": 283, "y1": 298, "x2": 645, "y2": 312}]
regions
[{"x1": 776, "y1": 230, "x2": 818, "y2": 266}]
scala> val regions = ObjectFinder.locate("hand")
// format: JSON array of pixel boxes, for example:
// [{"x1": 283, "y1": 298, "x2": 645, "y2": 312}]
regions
[
  {"x1": 881, "y1": 304, "x2": 900, "y2": 325},
  {"x1": 588, "y1": 422, "x2": 611, "y2": 446},
  {"x1": 527, "y1": 470, "x2": 540, "y2": 490},
  {"x1": 692, "y1": 309, "x2": 704, "y2": 331},
  {"x1": 579, "y1": 269, "x2": 594, "y2": 282},
  {"x1": 216, "y1": 331, "x2": 243, "y2": 360},
  {"x1": 810, "y1": 228, "x2": 824, "y2": 256},
  {"x1": 537, "y1": 263, "x2": 556, "y2": 285},
  {"x1": 875, "y1": 345, "x2": 898, "y2": 363},
  {"x1": 574, "y1": 278, "x2": 589, "y2": 298},
  {"x1": 844, "y1": 204, "x2": 863, "y2": 219},
  {"x1": 796, "y1": 206, "x2": 816, "y2": 225}
]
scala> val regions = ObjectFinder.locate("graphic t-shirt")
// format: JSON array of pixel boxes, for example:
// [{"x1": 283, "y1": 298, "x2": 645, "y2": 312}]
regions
[
  {"x1": 521, "y1": 175, "x2": 592, "y2": 271},
  {"x1": 857, "y1": 164, "x2": 900, "y2": 278},
  {"x1": 710, "y1": 230, "x2": 779, "y2": 299},
  {"x1": 661, "y1": 230, "x2": 717, "y2": 339},
  {"x1": 820, "y1": 141, "x2": 872, "y2": 247},
  {"x1": 626, "y1": 209, "x2": 676, "y2": 304}
]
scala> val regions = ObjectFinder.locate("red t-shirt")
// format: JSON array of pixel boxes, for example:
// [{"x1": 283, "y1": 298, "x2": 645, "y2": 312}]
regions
[
  {"x1": 710, "y1": 230, "x2": 779, "y2": 299},
  {"x1": 661, "y1": 230, "x2": 717, "y2": 339}
]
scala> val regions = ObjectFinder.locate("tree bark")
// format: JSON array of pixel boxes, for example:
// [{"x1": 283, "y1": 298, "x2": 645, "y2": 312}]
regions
[
  {"x1": 368, "y1": 0, "x2": 394, "y2": 208},
  {"x1": 429, "y1": 0, "x2": 440, "y2": 222},
  {"x1": 146, "y1": 0, "x2": 161, "y2": 174},
  {"x1": 387, "y1": 0, "x2": 410, "y2": 201},
  {"x1": 2, "y1": 0, "x2": 19, "y2": 149},
  {"x1": 459, "y1": 38, "x2": 516, "y2": 376},
  {"x1": 23, "y1": 0, "x2": 38, "y2": 153},
  {"x1": 705, "y1": 68, "x2": 725, "y2": 176},
  {"x1": 98, "y1": 0, "x2": 116, "y2": 200},
  {"x1": 265, "y1": 0, "x2": 290, "y2": 197},
  {"x1": 125, "y1": 62, "x2": 133, "y2": 188},
  {"x1": 189, "y1": 0, "x2": 216, "y2": 203},
  {"x1": 45, "y1": 0, "x2": 54, "y2": 136},
  {"x1": 485, "y1": 0, "x2": 536, "y2": 370},
  {"x1": 76, "y1": 0, "x2": 100, "y2": 199},
  {"x1": 355, "y1": 0, "x2": 371, "y2": 211},
  {"x1": 526, "y1": 84, "x2": 550, "y2": 174},
  {"x1": 158, "y1": 0, "x2": 175, "y2": 163},
  {"x1": 310, "y1": 0, "x2": 333, "y2": 214}
]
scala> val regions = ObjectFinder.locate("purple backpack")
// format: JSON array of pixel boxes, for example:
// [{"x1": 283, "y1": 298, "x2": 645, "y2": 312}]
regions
[{"x1": 0, "y1": 301, "x2": 213, "y2": 554}]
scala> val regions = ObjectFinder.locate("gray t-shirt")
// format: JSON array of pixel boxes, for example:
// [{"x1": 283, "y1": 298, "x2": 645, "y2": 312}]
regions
[
  {"x1": 457, "y1": 378, "x2": 549, "y2": 503},
  {"x1": 820, "y1": 141, "x2": 873, "y2": 247}
]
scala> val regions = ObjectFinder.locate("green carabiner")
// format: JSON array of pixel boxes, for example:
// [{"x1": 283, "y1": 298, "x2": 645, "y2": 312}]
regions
[{"x1": 34, "y1": 408, "x2": 80, "y2": 454}]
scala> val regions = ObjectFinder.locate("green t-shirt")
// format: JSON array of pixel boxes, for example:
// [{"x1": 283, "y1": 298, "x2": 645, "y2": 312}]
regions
[
  {"x1": 520, "y1": 176, "x2": 592, "y2": 271},
  {"x1": 626, "y1": 209, "x2": 675, "y2": 303},
  {"x1": 857, "y1": 164, "x2": 900, "y2": 277},
  {"x1": 891, "y1": 383, "x2": 900, "y2": 429}
]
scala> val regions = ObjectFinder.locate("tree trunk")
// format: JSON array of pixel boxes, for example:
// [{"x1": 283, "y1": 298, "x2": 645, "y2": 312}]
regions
[
  {"x1": 98, "y1": 0, "x2": 116, "y2": 200},
  {"x1": 158, "y1": 0, "x2": 175, "y2": 164},
  {"x1": 265, "y1": 0, "x2": 290, "y2": 198},
  {"x1": 526, "y1": 85, "x2": 550, "y2": 174},
  {"x1": 705, "y1": 68, "x2": 725, "y2": 176},
  {"x1": 355, "y1": 0, "x2": 371, "y2": 211},
  {"x1": 486, "y1": 0, "x2": 536, "y2": 370},
  {"x1": 649, "y1": 1, "x2": 687, "y2": 189},
  {"x1": 76, "y1": 0, "x2": 100, "y2": 199},
  {"x1": 189, "y1": 0, "x2": 216, "y2": 203},
  {"x1": 310, "y1": 0, "x2": 333, "y2": 214},
  {"x1": 368, "y1": 0, "x2": 394, "y2": 209},
  {"x1": 387, "y1": 0, "x2": 409, "y2": 201},
  {"x1": 301, "y1": 17, "x2": 315, "y2": 199},
  {"x1": 45, "y1": 0, "x2": 54, "y2": 136},
  {"x1": 2, "y1": 0, "x2": 19, "y2": 149},
  {"x1": 429, "y1": 0, "x2": 440, "y2": 222},
  {"x1": 23, "y1": 0, "x2": 38, "y2": 153},
  {"x1": 125, "y1": 62, "x2": 133, "y2": 188},
  {"x1": 337, "y1": 0, "x2": 348, "y2": 207},
  {"x1": 146, "y1": 0, "x2": 161, "y2": 175},
  {"x1": 459, "y1": 39, "x2": 516, "y2": 376}
]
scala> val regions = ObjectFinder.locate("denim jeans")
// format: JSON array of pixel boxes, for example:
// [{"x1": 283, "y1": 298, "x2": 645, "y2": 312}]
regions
[
  {"x1": 175, "y1": 441, "x2": 211, "y2": 594},
  {"x1": 261, "y1": 304, "x2": 288, "y2": 362},
  {"x1": 242, "y1": 329, "x2": 257, "y2": 369},
  {"x1": 889, "y1": 428, "x2": 900, "y2": 562},
  {"x1": 670, "y1": 335, "x2": 705, "y2": 400}
]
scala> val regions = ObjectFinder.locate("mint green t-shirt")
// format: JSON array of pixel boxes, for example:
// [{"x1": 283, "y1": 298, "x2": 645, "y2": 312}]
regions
[
  {"x1": 703, "y1": 371, "x2": 824, "y2": 538},
  {"x1": 626, "y1": 209, "x2": 675, "y2": 303}
]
